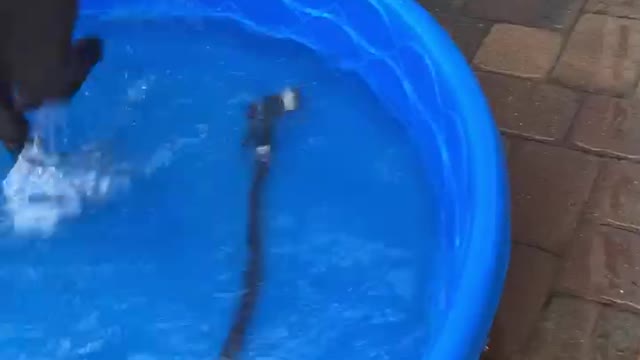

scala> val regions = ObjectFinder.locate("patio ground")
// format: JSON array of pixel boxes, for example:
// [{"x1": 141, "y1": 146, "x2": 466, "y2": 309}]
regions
[{"x1": 420, "y1": 0, "x2": 640, "y2": 358}]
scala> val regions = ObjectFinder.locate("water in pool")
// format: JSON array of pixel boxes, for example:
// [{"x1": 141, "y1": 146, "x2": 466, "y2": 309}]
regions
[{"x1": 0, "y1": 16, "x2": 438, "y2": 359}]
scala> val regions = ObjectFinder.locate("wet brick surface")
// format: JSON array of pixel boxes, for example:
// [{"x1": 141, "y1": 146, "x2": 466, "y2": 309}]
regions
[
  {"x1": 485, "y1": 244, "x2": 559, "y2": 359},
  {"x1": 558, "y1": 223, "x2": 640, "y2": 312},
  {"x1": 571, "y1": 95, "x2": 640, "y2": 159},
  {"x1": 553, "y1": 14, "x2": 640, "y2": 96},
  {"x1": 465, "y1": 0, "x2": 584, "y2": 30},
  {"x1": 590, "y1": 161, "x2": 640, "y2": 230},
  {"x1": 420, "y1": 0, "x2": 640, "y2": 357},
  {"x1": 508, "y1": 140, "x2": 599, "y2": 254},
  {"x1": 478, "y1": 71, "x2": 581, "y2": 140},
  {"x1": 474, "y1": 24, "x2": 563, "y2": 78},
  {"x1": 435, "y1": 14, "x2": 492, "y2": 60}
]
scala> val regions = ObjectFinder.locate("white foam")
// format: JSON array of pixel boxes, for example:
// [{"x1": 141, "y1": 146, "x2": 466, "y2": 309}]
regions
[{"x1": 2, "y1": 142, "x2": 130, "y2": 237}]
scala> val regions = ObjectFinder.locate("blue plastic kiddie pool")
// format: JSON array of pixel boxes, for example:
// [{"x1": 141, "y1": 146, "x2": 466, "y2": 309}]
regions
[{"x1": 0, "y1": 1, "x2": 509, "y2": 359}]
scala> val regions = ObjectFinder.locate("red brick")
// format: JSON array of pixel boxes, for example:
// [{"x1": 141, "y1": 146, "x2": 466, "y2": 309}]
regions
[
  {"x1": 485, "y1": 244, "x2": 559, "y2": 359},
  {"x1": 593, "y1": 308, "x2": 640, "y2": 359},
  {"x1": 478, "y1": 72, "x2": 580, "y2": 140},
  {"x1": 435, "y1": 15, "x2": 491, "y2": 60},
  {"x1": 465, "y1": 0, "x2": 584, "y2": 30},
  {"x1": 517, "y1": 296, "x2": 600, "y2": 360},
  {"x1": 552, "y1": 14, "x2": 640, "y2": 96},
  {"x1": 590, "y1": 161, "x2": 640, "y2": 230},
  {"x1": 571, "y1": 96, "x2": 640, "y2": 160},
  {"x1": 509, "y1": 141, "x2": 599, "y2": 254},
  {"x1": 474, "y1": 24, "x2": 563, "y2": 79},
  {"x1": 558, "y1": 223, "x2": 640, "y2": 312},
  {"x1": 585, "y1": 0, "x2": 640, "y2": 20}
]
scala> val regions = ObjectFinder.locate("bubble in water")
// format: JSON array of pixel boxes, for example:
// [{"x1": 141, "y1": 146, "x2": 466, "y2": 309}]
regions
[{"x1": 127, "y1": 75, "x2": 156, "y2": 103}]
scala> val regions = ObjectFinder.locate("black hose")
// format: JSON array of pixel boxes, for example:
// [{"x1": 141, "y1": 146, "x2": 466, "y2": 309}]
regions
[
  {"x1": 219, "y1": 89, "x2": 297, "y2": 359},
  {"x1": 219, "y1": 159, "x2": 269, "y2": 360}
]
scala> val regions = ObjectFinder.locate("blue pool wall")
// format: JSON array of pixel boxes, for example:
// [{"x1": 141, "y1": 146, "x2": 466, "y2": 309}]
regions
[{"x1": 79, "y1": 0, "x2": 511, "y2": 359}]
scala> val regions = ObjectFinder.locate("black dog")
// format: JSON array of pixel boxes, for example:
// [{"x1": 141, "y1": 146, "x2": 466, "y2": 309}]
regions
[{"x1": 0, "y1": 0, "x2": 103, "y2": 157}]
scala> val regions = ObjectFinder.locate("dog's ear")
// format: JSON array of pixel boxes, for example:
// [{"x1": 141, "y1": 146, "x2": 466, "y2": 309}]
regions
[{"x1": 7, "y1": 0, "x2": 79, "y2": 110}]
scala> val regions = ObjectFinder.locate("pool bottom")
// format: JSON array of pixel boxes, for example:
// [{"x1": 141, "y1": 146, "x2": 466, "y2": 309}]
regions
[{"x1": 0, "y1": 16, "x2": 439, "y2": 359}]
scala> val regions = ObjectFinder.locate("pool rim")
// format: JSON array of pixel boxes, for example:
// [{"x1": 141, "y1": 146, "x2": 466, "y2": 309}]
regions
[
  {"x1": 391, "y1": 2, "x2": 511, "y2": 358},
  {"x1": 78, "y1": 1, "x2": 511, "y2": 359}
]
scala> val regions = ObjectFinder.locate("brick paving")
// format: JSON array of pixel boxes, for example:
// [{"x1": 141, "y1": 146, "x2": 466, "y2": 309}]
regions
[
  {"x1": 586, "y1": 0, "x2": 640, "y2": 20},
  {"x1": 571, "y1": 95, "x2": 640, "y2": 158},
  {"x1": 552, "y1": 14, "x2": 640, "y2": 96},
  {"x1": 474, "y1": 24, "x2": 563, "y2": 78},
  {"x1": 464, "y1": 0, "x2": 584, "y2": 29},
  {"x1": 590, "y1": 161, "x2": 640, "y2": 230},
  {"x1": 424, "y1": 0, "x2": 640, "y2": 358},
  {"x1": 477, "y1": 72, "x2": 581, "y2": 141},
  {"x1": 508, "y1": 141, "x2": 598, "y2": 254}
]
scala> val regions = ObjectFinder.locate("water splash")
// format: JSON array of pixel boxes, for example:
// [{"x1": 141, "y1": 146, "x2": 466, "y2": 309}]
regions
[
  {"x1": 2, "y1": 140, "x2": 131, "y2": 237},
  {"x1": 30, "y1": 103, "x2": 70, "y2": 154}
]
